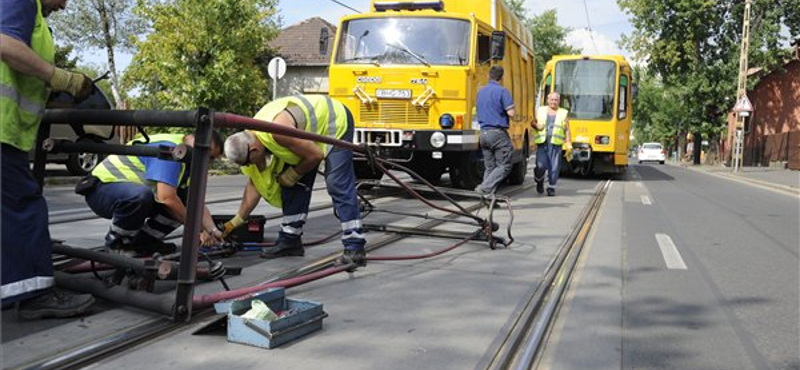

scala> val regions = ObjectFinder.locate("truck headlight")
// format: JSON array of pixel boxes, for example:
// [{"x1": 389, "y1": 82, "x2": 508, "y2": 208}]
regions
[{"x1": 430, "y1": 131, "x2": 446, "y2": 148}]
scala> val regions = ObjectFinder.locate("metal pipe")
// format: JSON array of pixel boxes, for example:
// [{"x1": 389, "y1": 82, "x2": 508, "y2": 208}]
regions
[
  {"x1": 43, "y1": 139, "x2": 190, "y2": 162},
  {"x1": 52, "y1": 244, "x2": 148, "y2": 271},
  {"x1": 173, "y1": 108, "x2": 213, "y2": 322},
  {"x1": 41, "y1": 109, "x2": 199, "y2": 128},
  {"x1": 55, "y1": 272, "x2": 174, "y2": 315},
  {"x1": 213, "y1": 112, "x2": 364, "y2": 153}
]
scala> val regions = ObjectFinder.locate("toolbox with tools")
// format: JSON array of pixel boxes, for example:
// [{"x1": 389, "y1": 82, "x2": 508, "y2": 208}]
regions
[
  {"x1": 213, "y1": 214, "x2": 266, "y2": 243},
  {"x1": 220, "y1": 288, "x2": 326, "y2": 349}
]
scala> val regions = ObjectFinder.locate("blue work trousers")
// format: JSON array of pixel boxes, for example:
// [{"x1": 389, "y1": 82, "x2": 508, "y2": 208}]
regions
[
  {"x1": 84, "y1": 181, "x2": 182, "y2": 246},
  {"x1": 534, "y1": 143, "x2": 563, "y2": 188},
  {"x1": 279, "y1": 110, "x2": 365, "y2": 251},
  {"x1": 1, "y1": 145, "x2": 54, "y2": 305},
  {"x1": 478, "y1": 128, "x2": 513, "y2": 193}
]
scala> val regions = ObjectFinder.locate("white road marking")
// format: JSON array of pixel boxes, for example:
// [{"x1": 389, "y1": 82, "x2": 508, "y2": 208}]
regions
[
  {"x1": 655, "y1": 233, "x2": 688, "y2": 270},
  {"x1": 641, "y1": 195, "x2": 652, "y2": 205},
  {"x1": 635, "y1": 181, "x2": 643, "y2": 187}
]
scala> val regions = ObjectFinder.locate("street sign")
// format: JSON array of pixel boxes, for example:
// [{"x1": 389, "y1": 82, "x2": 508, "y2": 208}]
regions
[
  {"x1": 267, "y1": 57, "x2": 286, "y2": 80},
  {"x1": 733, "y1": 95, "x2": 753, "y2": 113}
]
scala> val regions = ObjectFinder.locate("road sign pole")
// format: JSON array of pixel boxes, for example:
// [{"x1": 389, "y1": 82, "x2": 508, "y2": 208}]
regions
[{"x1": 733, "y1": 0, "x2": 752, "y2": 173}]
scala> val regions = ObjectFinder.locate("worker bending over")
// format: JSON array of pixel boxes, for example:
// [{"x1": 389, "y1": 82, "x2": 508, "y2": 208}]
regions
[
  {"x1": 223, "y1": 95, "x2": 366, "y2": 268},
  {"x1": 80, "y1": 133, "x2": 225, "y2": 254}
]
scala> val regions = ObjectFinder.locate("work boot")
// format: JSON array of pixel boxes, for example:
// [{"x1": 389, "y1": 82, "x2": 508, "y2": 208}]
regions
[
  {"x1": 474, "y1": 186, "x2": 490, "y2": 198},
  {"x1": 536, "y1": 180, "x2": 544, "y2": 194},
  {"x1": 260, "y1": 238, "x2": 304, "y2": 259},
  {"x1": 547, "y1": 187, "x2": 555, "y2": 196},
  {"x1": 17, "y1": 289, "x2": 95, "y2": 320},
  {"x1": 334, "y1": 248, "x2": 367, "y2": 272}
]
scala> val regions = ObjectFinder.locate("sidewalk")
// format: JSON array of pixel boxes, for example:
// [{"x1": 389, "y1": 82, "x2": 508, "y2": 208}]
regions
[{"x1": 675, "y1": 162, "x2": 799, "y2": 195}]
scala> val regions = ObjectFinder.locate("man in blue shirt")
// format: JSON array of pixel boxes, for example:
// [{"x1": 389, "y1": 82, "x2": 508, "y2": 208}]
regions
[
  {"x1": 474, "y1": 66, "x2": 515, "y2": 195},
  {"x1": 84, "y1": 133, "x2": 225, "y2": 253}
]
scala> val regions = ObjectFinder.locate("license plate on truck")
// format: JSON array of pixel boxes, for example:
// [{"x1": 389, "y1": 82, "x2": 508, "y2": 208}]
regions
[{"x1": 375, "y1": 89, "x2": 411, "y2": 99}]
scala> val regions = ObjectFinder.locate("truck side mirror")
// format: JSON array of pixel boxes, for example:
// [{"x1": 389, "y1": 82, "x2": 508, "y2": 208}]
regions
[{"x1": 490, "y1": 31, "x2": 506, "y2": 60}]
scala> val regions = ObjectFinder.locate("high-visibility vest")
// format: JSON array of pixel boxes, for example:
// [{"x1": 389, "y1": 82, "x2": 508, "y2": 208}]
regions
[
  {"x1": 0, "y1": 0, "x2": 55, "y2": 151},
  {"x1": 535, "y1": 107, "x2": 568, "y2": 146},
  {"x1": 251, "y1": 95, "x2": 349, "y2": 165},
  {"x1": 92, "y1": 134, "x2": 188, "y2": 189},
  {"x1": 242, "y1": 95, "x2": 350, "y2": 206}
]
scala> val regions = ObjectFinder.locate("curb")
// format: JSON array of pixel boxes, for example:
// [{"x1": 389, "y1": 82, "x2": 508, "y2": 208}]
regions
[{"x1": 681, "y1": 164, "x2": 800, "y2": 197}]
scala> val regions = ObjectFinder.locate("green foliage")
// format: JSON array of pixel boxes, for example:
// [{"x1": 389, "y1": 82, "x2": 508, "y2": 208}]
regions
[
  {"x1": 619, "y1": 0, "x2": 799, "y2": 155},
  {"x1": 53, "y1": 44, "x2": 78, "y2": 70},
  {"x1": 125, "y1": 0, "x2": 280, "y2": 117},
  {"x1": 528, "y1": 10, "x2": 582, "y2": 86},
  {"x1": 48, "y1": 0, "x2": 143, "y2": 52}
]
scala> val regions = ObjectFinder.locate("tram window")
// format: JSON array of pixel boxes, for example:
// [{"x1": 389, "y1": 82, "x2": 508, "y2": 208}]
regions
[
  {"x1": 618, "y1": 75, "x2": 628, "y2": 120},
  {"x1": 477, "y1": 33, "x2": 491, "y2": 64}
]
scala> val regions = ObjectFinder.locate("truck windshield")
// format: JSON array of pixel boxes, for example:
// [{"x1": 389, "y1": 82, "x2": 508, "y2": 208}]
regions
[
  {"x1": 554, "y1": 60, "x2": 617, "y2": 120},
  {"x1": 335, "y1": 17, "x2": 471, "y2": 66}
]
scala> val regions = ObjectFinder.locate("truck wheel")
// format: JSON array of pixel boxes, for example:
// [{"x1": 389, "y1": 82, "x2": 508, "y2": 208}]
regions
[
  {"x1": 507, "y1": 153, "x2": 528, "y2": 185},
  {"x1": 449, "y1": 151, "x2": 484, "y2": 190}
]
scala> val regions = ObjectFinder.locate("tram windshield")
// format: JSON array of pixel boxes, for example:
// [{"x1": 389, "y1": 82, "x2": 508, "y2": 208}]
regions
[
  {"x1": 335, "y1": 17, "x2": 471, "y2": 66},
  {"x1": 554, "y1": 60, "x2": 617, "y2": 120}
]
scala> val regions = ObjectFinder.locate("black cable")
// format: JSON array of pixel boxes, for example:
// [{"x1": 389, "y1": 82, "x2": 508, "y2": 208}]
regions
[{"x1": 326, "y1": 0, "x2": 361, "y2": 13}]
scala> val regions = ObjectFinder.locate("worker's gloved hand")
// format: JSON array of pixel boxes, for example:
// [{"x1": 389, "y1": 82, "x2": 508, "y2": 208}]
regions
[
  {"x1": 277, "y1": 166, "x2": 302, "y2": 187},
  {"x1": 564, "y1": 145, "x2": 573, "y2": 162},
  {"x1": 222, "y1": 214, "x2": 246, "y2": 239},
  {"x1": 49, "y1": 68, "x2": 93, "y2": 101}
]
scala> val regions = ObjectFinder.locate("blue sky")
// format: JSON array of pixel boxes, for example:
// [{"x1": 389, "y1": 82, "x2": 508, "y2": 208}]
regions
[{"x1": 83, "y1": 0, "x2": 635, "y2": 73}]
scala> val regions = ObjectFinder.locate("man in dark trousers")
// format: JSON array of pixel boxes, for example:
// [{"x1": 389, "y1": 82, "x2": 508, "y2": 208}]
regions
[
  {"x1": 532, "y1": 92, "x2": 571, "y2": 196},
  {"x1": 1, "y1": 0, "x2": 95, "y2": 319},
  {"x1": 474, "y1": 65, "x2": 515, "y2": 196}
]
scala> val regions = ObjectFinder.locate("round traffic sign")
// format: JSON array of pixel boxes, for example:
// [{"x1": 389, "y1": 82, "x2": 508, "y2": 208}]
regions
[{"x1": 267, "y1": 57, "x2": 287, "y2": 80}]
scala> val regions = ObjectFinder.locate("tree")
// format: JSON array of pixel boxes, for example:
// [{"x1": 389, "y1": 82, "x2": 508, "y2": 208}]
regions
[
  {"x1": 619, "y1": 0, "x2": 800, "y2": 163},
  {"x1": 48, "y1": 0, "x2": 144, "y2": 109},
  {"x1": 125, "y1": 0, "x2": 279, "y2": 117},
  {"x1": 528, "y1": 10, "x2": 582, "y2": 86},
  {"x1": 53, "y1": 44, "x2": 79, "y2": 70}
]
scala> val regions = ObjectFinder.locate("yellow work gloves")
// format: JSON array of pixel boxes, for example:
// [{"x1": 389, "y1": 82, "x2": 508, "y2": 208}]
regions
[
  {"x1": 49, "y1": 68, "x2": 93, "y2": 101},
  {"x1": 277, "y1": 166, "x2": 301, "y2": 188},
  {"x1": 222, "y1": 214, "x2": 246, "y2": 239},
  {"x1": 564, "y1": 146, "x2": 574, "y2": 162}
]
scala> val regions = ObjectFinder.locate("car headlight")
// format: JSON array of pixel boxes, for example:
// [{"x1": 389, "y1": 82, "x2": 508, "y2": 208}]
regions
[{"x1": 430, "y1": 131, "x2": 446, "y2": 148}]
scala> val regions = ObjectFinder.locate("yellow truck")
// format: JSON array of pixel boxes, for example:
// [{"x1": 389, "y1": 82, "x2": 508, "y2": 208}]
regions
[{"x1": 329, "y1": 0, "x2": 536, "y2": 189}]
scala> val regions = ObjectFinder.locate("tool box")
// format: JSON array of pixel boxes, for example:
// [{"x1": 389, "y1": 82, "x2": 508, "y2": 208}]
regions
[
  {"x1": 213, "y1": 214, "x2": 266, "y2": 243},
  {"x1": 224, "y1": 288, "x2": 326, "y2": 349}
]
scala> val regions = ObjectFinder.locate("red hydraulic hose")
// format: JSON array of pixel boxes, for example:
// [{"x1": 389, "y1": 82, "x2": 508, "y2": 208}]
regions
[
  {"x1": 192, "y1": 265, "x2": 351, "y2": 309},
  {"x1": 367, "y1": 230, "x2": 481, "y2": 261}
]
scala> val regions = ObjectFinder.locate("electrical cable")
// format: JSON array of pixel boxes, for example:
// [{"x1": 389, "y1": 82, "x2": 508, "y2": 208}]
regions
[
  {"x1": 582, "y1": 0, "x2": 600, "y2": 54},
  {"x1": 326, "y1": 0, "x2": 361, "y2": 13}
]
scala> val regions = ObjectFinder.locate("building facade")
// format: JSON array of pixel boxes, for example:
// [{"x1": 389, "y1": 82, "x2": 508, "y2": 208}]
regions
[{"x1": 269, "y1": 17, "x2": 336, "y2": 97}]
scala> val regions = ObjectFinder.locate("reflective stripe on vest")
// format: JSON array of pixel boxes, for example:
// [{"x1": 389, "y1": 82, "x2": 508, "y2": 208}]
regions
[
  {"x1": 535, "y1": 107, "x2": 568, "y2": 146},
  {"x1": 0, "y1": 0, "x2": 54, "y2": 151},
  {"x1": 251, "y1": 95, "x2": 349, "y2": 166},
  {"x1": 92, "y1": 134, "x2": 186, "y2": 188}
]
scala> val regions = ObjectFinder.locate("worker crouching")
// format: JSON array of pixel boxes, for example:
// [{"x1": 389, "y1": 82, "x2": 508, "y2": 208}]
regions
[{"x1": 223, "y1": 95, "x2": 366, "y2": 269}]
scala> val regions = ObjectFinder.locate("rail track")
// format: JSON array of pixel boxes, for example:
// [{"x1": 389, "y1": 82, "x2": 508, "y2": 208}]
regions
[{"x1": 14, "y1": 174, "x2": 611, "y2": 370}]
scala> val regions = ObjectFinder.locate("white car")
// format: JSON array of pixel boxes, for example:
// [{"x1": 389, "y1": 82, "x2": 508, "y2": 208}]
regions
[{"x1": 638, "y1": 142, "x2": 666, "y2": 164}]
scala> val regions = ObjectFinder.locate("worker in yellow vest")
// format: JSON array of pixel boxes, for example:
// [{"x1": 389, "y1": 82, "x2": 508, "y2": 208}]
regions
[
  {"x1": 223, "y1": 95, "x2": 366, "y2": 269},
  {"x1": 1, "y1": 0, "x2": 94, "y2": 319},
  {"x1": 532, "y1": 92, "x2": 571, "y2": 196},
  {"x1": 82, "y1": 133, "x2": 225, "y2": 254}
]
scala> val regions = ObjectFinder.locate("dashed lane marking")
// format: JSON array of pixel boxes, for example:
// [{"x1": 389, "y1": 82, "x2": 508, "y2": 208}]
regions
[
  {"x1": 655, "y1": 233, "x2": 687, "y2": 270},
  {"x1": 641, "y1": 195, "x2": 652, "y2": 205}
]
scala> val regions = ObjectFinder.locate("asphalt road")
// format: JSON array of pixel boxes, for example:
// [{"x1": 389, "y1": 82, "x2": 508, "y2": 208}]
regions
[{"x1": 541, "y1": 163, "x2": 800, "y2": 370}]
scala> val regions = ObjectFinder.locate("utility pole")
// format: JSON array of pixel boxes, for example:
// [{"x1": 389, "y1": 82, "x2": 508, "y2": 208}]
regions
[{"x1": 732, "y1": 0, "x2": 752, "y2": 173}]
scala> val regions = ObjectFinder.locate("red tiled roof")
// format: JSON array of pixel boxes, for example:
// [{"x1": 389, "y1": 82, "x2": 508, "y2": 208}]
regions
[{"x1": 270, "y1": 17, "x2": 337, "y2": 66}]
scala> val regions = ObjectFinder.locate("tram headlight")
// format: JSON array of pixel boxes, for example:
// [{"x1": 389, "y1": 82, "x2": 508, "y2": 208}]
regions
[
  {"x1": 430, "y1": 131, "x2": 446, "y2": 148},
  {"x1": 439, "y1": 114, "x2": 455, "y2": 129},
  {"x1": 594, "y1": 135, "x2": 610, "y2": 145}
]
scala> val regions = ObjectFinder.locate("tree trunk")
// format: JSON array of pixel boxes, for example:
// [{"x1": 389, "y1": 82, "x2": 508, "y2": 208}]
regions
[{"x1": 98, "y1": 0, "x2": 124, "y2": 109}]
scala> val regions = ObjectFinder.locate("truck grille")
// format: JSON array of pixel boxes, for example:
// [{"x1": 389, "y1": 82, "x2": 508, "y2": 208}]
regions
[{"x1": 360, "y1": 101, "x2": 430, "y2": 126}]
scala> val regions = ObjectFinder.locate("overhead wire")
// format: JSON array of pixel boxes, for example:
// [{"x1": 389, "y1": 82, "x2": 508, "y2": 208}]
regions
[
  {"x1": 582, "y1": 0, "x2": 601, "y2": 54},
  {"x1": 326, "y1": 0, "x2": 361, "y2": 13}
]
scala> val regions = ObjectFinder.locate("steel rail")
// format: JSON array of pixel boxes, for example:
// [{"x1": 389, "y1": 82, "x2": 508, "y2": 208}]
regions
[{"x1": 480, "y1": 180, "x2": 611, "y2": 370}]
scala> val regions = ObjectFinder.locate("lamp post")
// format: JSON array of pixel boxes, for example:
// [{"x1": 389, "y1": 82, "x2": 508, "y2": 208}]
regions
[{"x1": 733, "y1": 0, "x2": 752, "y2": 173}]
